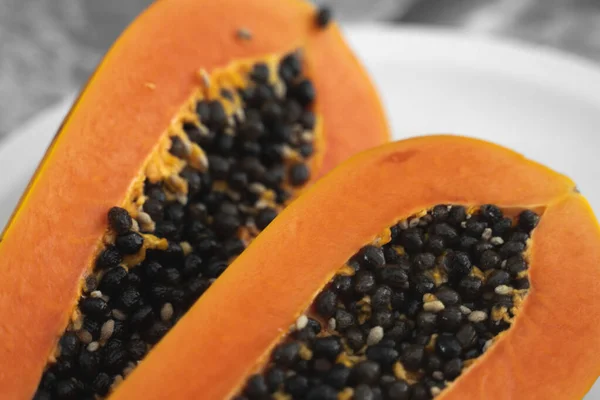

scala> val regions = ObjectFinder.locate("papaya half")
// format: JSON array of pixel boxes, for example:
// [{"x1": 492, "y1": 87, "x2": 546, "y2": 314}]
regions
[
  {"x1": 111, "y1": 136, "x2": 600, "y2": 400},
  {"x1": 0, "y1": 0, "x2": 389, "y2": 398}
]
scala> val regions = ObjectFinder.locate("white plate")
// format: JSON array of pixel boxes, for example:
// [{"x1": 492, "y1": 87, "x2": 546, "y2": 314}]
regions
[{"x1": 0, "y1": 25, "x2": 598, "y2": 398}]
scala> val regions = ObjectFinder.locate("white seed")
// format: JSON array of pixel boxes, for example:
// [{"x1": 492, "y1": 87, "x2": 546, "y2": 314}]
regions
[
  {"x1": 112, "y1": 309, "x2": 127, "y2": 321},
  {"x1": 77, "y1": 330, "x2": 93, "y2": 344},
  {"x1": 180, "y1": 241, "x2": 193, "y2": 256},
  {"x1": 460, "y1": 305, "x2": 472, "y2": 315},
  {"x1": 199, "y1": 69, "x2": 210, "y2": 88},
  {"x1": 111, "y1": 375, "x2": 124, "y2": 391},
  {"x1": 398, "y1": 220, "x2": 409, "y2": 230},
  {"x1": 160, "y1": 303, "x2": 174, "y2": 322},
  {"x1": 131, "y1": 219, "x2": 140, "y2": 232},
  {"x1": 501, "y1": 260, "x2": 507, "y2": 268},
  {"x1": 87, "y1": 341, "x2": 100, "y2": 352},
  {"x1": 483, "y1": 339, "x2": 494, "y2": 352},
  {"x1": 101, "y1": 295, "x2": 110, "y2": 302},
  {"x1": 90, "y1": 290, "x2": 103, "y2": 298},
  {"x1": 367, "y1": 326, "x2": 384, "y2": 346},
  {"x1": 137, "y1": 211, "x2": 153, "y2": 225},
  {"x1": 409, "y1": 218, "x2": 420, "y2": 228},
  {"x1": 249, "y1": 183, "x2": 267, "y2": 194},
  {"x1": 491, "y1": 236, "x2": 504, "y2": 245},
  {"x1": 123, "y1": 362, "x2": 137, "y2": 377},
  {"x1": 468, "y1": 310, "x2": 488, "y2": 323},
  {"x1": 328, "y1": 318, "x2": 336, "y2": 331},
  {"x1": 431, "y1": 387, "x2": 442, "y2": 397},
  {"x1": 100, "y1": 319, "x2": 115, "y2": 342},
  {"x1": 461, "y1": 221, "x2": 467, "y2": 228},
  {"x1": 295, "y1": 315, "x2": 308, "y2": 331},
  {"x1": 432, "y1": 371, "x2": 444, "y2": 380},
  {"x1": 423, "y1": 300, "x2": 445, "y2": 313},
  {"x1": 495, "y1": 285, "x2": 514, "y2": 295},
  {"x1": 481, "y1": 228, "x2": 493, "y2": 240}
]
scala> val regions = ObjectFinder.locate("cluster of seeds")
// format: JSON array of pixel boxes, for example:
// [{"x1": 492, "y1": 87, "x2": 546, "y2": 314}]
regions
[
  {"x1": 35, "y1": 49, "x2": 321, "y2": 400},
  {"x1": 239, "y1": 205, "x2": 539, "y2": 400}
]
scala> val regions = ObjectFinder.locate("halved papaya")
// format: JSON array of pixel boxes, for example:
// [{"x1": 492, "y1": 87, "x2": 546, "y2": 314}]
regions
[
  {"x1": 0, "y1": 0, "x2": 389, "y2": 398},
  {"x1": 113, "y1": 136, "x2": 600, "y2": 400}
]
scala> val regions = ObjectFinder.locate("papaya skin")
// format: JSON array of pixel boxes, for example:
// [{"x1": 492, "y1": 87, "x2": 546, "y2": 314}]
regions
[
  {"x1": 113, "y1": 135, "x2": 599, "y2": 400},
  {"x1": 0, "y1": 0, "x2": 389, "y2": 398}
]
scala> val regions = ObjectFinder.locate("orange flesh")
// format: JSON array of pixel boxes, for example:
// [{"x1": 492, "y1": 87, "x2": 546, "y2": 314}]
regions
[
  {"x1": 113, "y1": 135, "x2": 600, "y2": 399},
  {"x1": 0, "y1": 0, "x2": 389, "y2": 397}
]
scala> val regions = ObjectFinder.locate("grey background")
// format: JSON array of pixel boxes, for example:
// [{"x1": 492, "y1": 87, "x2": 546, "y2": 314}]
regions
[{"x1": 2, "y1": 0, "x2": 600, "y2": 138}]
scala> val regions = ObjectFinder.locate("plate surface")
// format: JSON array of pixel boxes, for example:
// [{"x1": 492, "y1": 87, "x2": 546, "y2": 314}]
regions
[{"x1": 0, "y1": 25, "x2": 598, "y2": 398}]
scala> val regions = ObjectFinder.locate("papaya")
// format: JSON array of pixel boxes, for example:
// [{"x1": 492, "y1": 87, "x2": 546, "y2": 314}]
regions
[
  {"x1": 0, "y1": 0, "x2": 389, "y2": 398},
  {"x1": 110, "y1": 136, "x2": 600, "y2": 400}
]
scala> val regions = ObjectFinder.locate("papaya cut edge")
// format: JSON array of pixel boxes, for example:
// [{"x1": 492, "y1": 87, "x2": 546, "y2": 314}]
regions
[
  {"x1": 0, "y1": 0, "x2": 390, "y2": 398},
  {"x1": 110, "y1": 134, "x2": 600, "y2": 400}
]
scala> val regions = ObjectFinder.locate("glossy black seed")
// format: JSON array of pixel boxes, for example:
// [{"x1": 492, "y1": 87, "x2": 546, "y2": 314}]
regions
[
  {"x1": 164, "y1": 202, "x2": 185, "y2": 223},
  {"x1": 255, "y1": 208, "x2": 278, "y2": 231},
  {"x1": 306, "y1": 384, "x2": 337, "y2": 400},
  {"x1": 456, "y1": 324, "x2": 478, "y2": 349},
  {"x1": 443, "y1": 357, "x2": 463, "y2": 380},
  {"x1": 315, "y1": 290, "x2": 337, "y2": 318},
  {"x1": 486, "y1": 270, "x2": 511, "y2": 288},
  {"x1": 335, "y1": 309, "x2": 355, "y2": 331},
  {"x1": 372, "y1": 310, "x2": 394, "y2": 329},
  {"x1": 154, "y1": 220, "x2": 180, "y2": 241},
  {"x1": 143, "y1": 321, "x2": 170, "y2": 345},
  {"x1": 273, "y1": 342, "x2": 300, "y2": 367},
  {"x1": 313, "y1": 337, "x2": 342, "y2": 360},
  {"x1": 332, "y1": 275, "x2": 353, "y2": 296},
  {"x1": 465, "y1": 217, "x2": 488, "y2": 238},
  {"x1": 480, "y1": 250, "x2": 501, "y2": 270},
  {"x1": 143, "y1": 198, "x2": 164, "y2": 221},
  {"x1": 354, "y1": 384, "x2": 375, "y2": 400},
  {"x1": 265, "y1": 367, "x2": 285, "y2": 393},
  {"x1": 82, "y1": 319, "x2": 101, "y2": 340},
  {"x1": 299, "y1": 111, "x2": 316, "y2": 131},
  {"x1": 413, "y1": 252, "x2": 436, "y2": 270},
  {"x1": 412, "y1": 274, "x2": 435, "y2": 296},
  {"x1": 371, "y1": 285, "x2": 392, "y2": 310},
  {"x1": 431, "y1": 205, "x2": 449, "y2": 221},
  {"x1": 413, "y1": 334, "x2": 431, "y2": 345},
  {"x1": 207, "y1": 100, "x2": 227, "y2": 129},
  {"x1": 284, "y1": 374, "x2": 309, "y2": 398},
  {"x1": 58, "y1": 333, "x2": 80, "y2": 360},
  {"x1": 103, "y1": 339, "x2": 129, "y2": 373},
  {"x1": 425, "y1": 353, "x2": 443, "y2": 373},
  {"x1": 401, "y1": 344, "x2": 425, "y2": 370},
  {"x1": 181, "y1": 254, "x2": 202, "y2": 277},
  {"x1": 115, "y1": 232, "x2": 144, "y2": 255},
  {"x1": 345, "y1": 327, "x2": 365, "y2": 351},
  {"x1": 92, "y1": 373, "x2": 112, "y2": 396},
  {"x1": 203, "y1": 260, "x2": 228, "y2": 278},
  {"x1": 355, "y1": 271, "x2": 376, "y2": 294},
  {"x1": 514, "y1": 278, "x2": 530, "y2": 289},
  {"x1": 290, "y1": 79, "x2": 316, "y2": 106},
  {"x1": 458, "y1": 236, "x2": 478, "y2": 252},
  {"x1": 472, "y1": 241, "x2": 494, "y2": 263},
  {"x1": 447, "y1": 205, "x2": 467, "y2": 226},
  {"x1": 95, "y1": 246, "x2": 122, "y2": 269},
  {"x1": 357, "y1": 245, "x2": 386, "y2": 270},
  {"x1": 195, "y1": 100, "x2": 210, "y2": 122},
  {"x1": 385, "y1": 320, "x2": 412, "y2": 343},
  {"x1": 315, "y1": 6, "x2": 332, "y2": 28},
  {"x1": 480, "y1": 204, "x2": 503, "y2": 222},
  {"x1": 464, "y1": 348, "x2": 480, "y2": 359},
  {"x1": 390, "y1": 291, "x2": 406, "y2": 310},
  {"x1": 55, "y1": 380, "x2": 79, "y2": 400},
  {"x1": 399, "y1": 228, "x2": 424, "y2": 253},
  {"x1": 169, "y1": 135, "x2": 188, "y2": 158},
  {"x1": 249, "y1": 63, "x2": 270, "y2": 84},
  {"x1": 325, "y1": 364, "x2": 350, "y2": 389},
  {"x1": 430, "y1": 223, "x2": 459, "y2": 244},
  {"x1": 437, "y1": 307, "x2": 463, "y2": 332},
  {"x1": 458, "y1": 276, "x2": 483, "y2": 300},
  {"x1": 366, "y1": 346, "x2": 399, "y2": 367},
  {"x1": 78, "y1": 350, "x2": 100, "y2": 378},
  {"x1": 411, "y1": 383, "x2": 431, "y2": 400},
  {"x1": 416, "y1": 312, "x2": 437, "y2": 334},
  {"x1": 53, "y1": 359, "x2": 74, "y2": 377},
  {"x1": 436, "y1": 334, "x2": 462, "y2": 359},
  {"x1": 509, "y1": 231, "x2": 530, "y2": 243},
  {"x1": 80, "y1": 297, "x2": 108, "y2": 319},
  {"x1": 127, "y1": 338, "x2": 147, "y2": 361},
  {"x1": 33, "y1": 389, "x2": 52, "y2": 400},
  {"x1": 518, "y1": 210, "x2": 540, "y2": 232},
  {"x1": 499, "y1": 241, "x2": 526, "y2": 258},
  {"x1": 130, "y1": 305, "x2": 154, "y2": 329},
  {"x1": 435, "y1": 287, "x2": 461, "y2": 306},
  {"x1": 118, "y1": 287, "x2": 141, "y2": 311},
  {"x1": 279, "y1": 52, "x2": 302, "y2": 83},
  {"x1": 244, "y1": 374, "x2": 269, "y2": 400},
  {"x1": 378, "y1": 267, "x2": 409, "y2": 290},
  {"x1": 289, "y1": 163, "x2": 310, "y2": 186},
  {"x1": 108, "y1": 207, "x2": 132, "y2": 235},
  {"x1": 351, "y1": 361, "x2": 381, "y2": 385},
  {"x1": 387, "y1": 380, "x2": 411, "y2": 400},
  {"x1": 492, "y1": 217, "x2": 513, "y2": 236},
  {"x1": 405, "y1": 299, "x2": 422, "y2": 318},
  {"x1": 208, "y1": 155, "x2": 230, "y2": 181},
  {"x1": 158, "y1": 267, "x2": 181, "y2": 285},
  {"x1": 426, "y1": 235, "x2": 446, "y2": 256}
]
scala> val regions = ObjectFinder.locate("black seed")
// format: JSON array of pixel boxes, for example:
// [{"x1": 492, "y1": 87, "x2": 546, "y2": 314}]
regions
[
  {"x1": 486, "y1": 270, "x2": 511, "y2": 288},
  {"x1": 115, "y1": 232, "x2": 144, "y2": 255},
  {"x1": 436, "y1": 334, "x2": 462, "y2": 359},
  {"x1": 383, "y1": 246, "x2": 405, "y2": 265},
  {"x1": 391, "y1": 291, "x2": 406, "y2": 310},
  {"x1": 372, "y1": 310, "x2": 394, "y2": 329},
  {"x1": 388, "y1": 380, "x2": 411, "y2": 400},
  {"x1": 78, "y1": 350, "x2": 100, "y2": 378},
  {"x1": 385, "y1": 320, "x2": 412, "y2": 343},
  {"x1": 378, "y1": 267, "x2": 409, "y2": 290},
  {"x1": 92, "y1": 373, "x2": 112, "y2": 396},
  {"x1": 430, "y1": 223, "x2": 458, "y2": 244},
  {"x1": 464, "y1": 348, "x2": 480, "y2": 359},
  {"x1": 399, "y1": 228, "x2": 424, "y2": 253},
  {"x1": 154, "y1": 220, "x2": 180, "y2": 241},
  {"x1": 143, "y1": 321, "x2": 170, "y2": 345},
  {"x1": 164, "y1": 202, "x2": 185, "y2": 223},
  {"x1": 354, "y1": 384, "x2": 375, "y2": 400},
  {"x1": 509, "y1": 231, "x2": 530, "y2": 243},
  {"x1": 53, "y1": 359, "x2": 74, "y2": 377},
  {"x1": 255, "y1": 208, "x2": 278, "y2": 230},
  {"x1": 208, "y1": 155, "x2": 230, "y2": 181},
  {"x1": 332, "y1": 275, "x2": 353, "y2": 296},
  {"x1": 514, "y1": 278, "x2": 530, "y2": 289},
  {"x1": 96, "y1": 246, "x2": 122, "y2": 269},
  {"x1": 425, "y1": 353, "x2": 443, "y2": 373},
  {"x1": 472, "y1": 241, "x2": 494, "y2": 263},
  {"x1": 431, "y1": 205, "x2": 449, "y2": 221},
  {"x1": 412, "y1": 274, "x2": 435, "y2": 296},
  {"x1": 313, "y1": 357, "x2": 333, "y2": 374},
  {"x1": 108, "y1": 207, "x2": 132, "y2": 235},
  {"x1": 313, "y1": 337, "x2": 342, "y2": 360},
  {"x1": 401, "y1": 344, "x2": 425, "y2": 370},
  {"x1": 118, "y1": 287, "x2": 141, "y2": 311},
  {"x1": 58, "y1": 333, "x2": 80, "y2": 360},
  {"x1": 33, "y1": 389, "x2": 52, "y2": 400},
  {"x1": 143, "y1": 198, "x2": 164, "y2": 221},
  {"x1": 158, "y1": 267, "x2": 181, "y2": 285},
  {"x1": 413, "y1": 252, "x2": 436, "y2": 271},
  {"x1": 279, "y1": 52, "x2": 302, "y2": 83},
  {"x1": 351, "y1": 361, "x2": 381, "y2": 385},
  {"x1": 265, "y1": 367, "x2": 285, "y2": 393},
  {"x1": 371, "y1": 285, "x2": 392, "y2": 310},
  {"x1": 250, "y1": 63, "x2": 270, "y2": 84},
  {"x1": 480, "y1": 204, "x2": 503, "y2": 223},
  {"x1": 492, "y1": 217, "x2": 513, "y2": 236},
  {"x1": 130, "y1": 305, "x2": 154, "y2": 329},
  {"x1": 416, "y1": 312, "x2": 437, "y2": 334},
  {"x1": 480, "y1": 250, "x2": 501, "y2": 270},
  {"x1": 355, "y1": 271, "x2": 376, "y2": 294},
  {"x1": 357, "y1": 245, "x2": 386, "y2": 269},
  {"x1": 80, "y1": 297, "x2": 108, "y2": 319},
  {"x1": 55, "y1": 380, "x2": 79, "y2": 400},
  {"x1": 518, "y1": 210, "x2": 540, "y2": 232},
  {"x1": 273, "y1": 342, "x2": 300, "y2": 367},
  {"x1": 82, "y1": 319, "x2": 101, "y2": 340},
  {"x1": 196, "y1": 101, "x2": 210, "y2": 122},
  {"x1": 458, "y1": 236, "x2": 478, "y2": 252},
  {"x1": 457, "y1": 276, "x2": 483, "y2": 300},
  {"x1": 335, "y1": 309, "x2": 355, "y2": 331},
  {"x1": 290, "y1": 79, "x2": 316, "y2": 106},
  {"x1": 437, "y1": 306, "x2": 463, "y2": 332},
  {"x1": 244, "y1": 374, "x2": 269, "y2": 400},
  {"x1": 315, "y1": 6, "x2": 332, "y2": 28},
  {"x1": 169, "y1": 136, "x2": 188, "y2": 158},
  {"x1": 456, "y1": 324, "x2": 478, "y2": 349},
  {"x1": 465, "y1": 218, "x2": 487, "y2": 238},
  {"x1": 299, "y1": 143, "x2": 314, "y2": 158},
  {"x1": 499, "y1": 241, "x2": 526, "y2": 258},
  {"x1": 447, "y1": 206, "x2": 467, "y2": 226},
  {"x1": 366, "y1": 346, "x2": 399, "y2": 367},
  {"x1": 315, "y1": 290, "x2": 337, "y2": 318},
  {"x1": 127, "y1": 338, "x2": 147, "y2": 361},
  {"x1": 346, "y1": 327, "x2": 365, "y2": 351},
  {"x1": 207, "y1": 100, "x2": 227, "y2": 130},
  {"x1": 413, "y1": 334, "x2": 430, "y2": 346},
  {"x1": 203, "y1": 259, "x2": 228, "y2": 278},
  {"x1": 405, "y1": 299, "x2": 422, "y2": 318},
  {"x1": 284, "y1": 374, "x2": 309, "y2": 398},
  {"x1": 325, "y1": 364, "x2": 350, "y2": 389},
  {"x1": 411, "y1": 383, "x2": 431, "y2": 400},
  {"x1": 289, "y1": 163, "x2": 310, "y2": 186},
  {"x1": 426, "y1": 235, "x2": 446, "y2": 256},
  {"x1": 306, "y1": 384, "x2": 337, "y2": 400},
  {"x1": 181, "y1": 254, "x2": 202, "y2": 277},
  {"x1": 443, "y1": 357, "x2": 463, "y2": 380},
  {"x1": 103, "y1": 339, "x2": 129, "y2": 374},
  {"x1": 435, "y1": 287, "x2": 461, "y2": 306}
]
